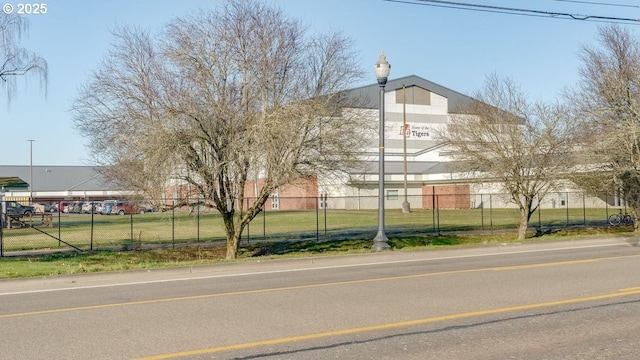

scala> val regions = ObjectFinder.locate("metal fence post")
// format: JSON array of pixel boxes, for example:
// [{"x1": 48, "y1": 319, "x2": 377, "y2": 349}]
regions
[
  {"x1": 172, "y1": 199, "x2": 175, "y2": 248},
  {"x1": 90, "y1": 208, "x2": 94, "y2": 251},
  {"x1": 605, "y1": 193, "x2": 609, "y2": 222},
  {"x1": 489, "y1": 194, "x2": 493, "y2": 231},
  {"x1": 565, "y1": 191, "x2": 569, "y2": 226},
  {"x1": 436, "y1": 194, "x2": 441, "y2": 234},
  {"x1": 130, "y1": 213, "x2": 134, "y2": 247},
  {"x1": 58, "y1": 201, "x2": 61, "y2": 247},
  {"x1": 315, "y1": 196, "x2": 319, "y2": 242},
  {"x1": 246, "y1": 197, "x2": 250, "y2": 245},
  {"x1": 0, "y1": 202, "x2": 3, "y2": 258},
  {"x1": 431, "y1": 195, "x2": 436, "y2": 233},
  {"x1": 582, "y1": 192, "x2": 586, "y2": 225},
  {"x1": 324, "y1": 194, "x2": 327, "y2": 236},
  {"x1": 480, "y1": 194, "x2": 484, "y2": 230},
  {"x1": 538, "y1": 195, "x2": 542, "y2": 231}
]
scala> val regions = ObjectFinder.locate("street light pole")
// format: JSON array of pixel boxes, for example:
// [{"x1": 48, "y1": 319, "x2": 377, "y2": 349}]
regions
[
  {"x1": 402, "y1": 85, "x2": 411, "y2": 214},
  {"x1": 372, "y1": 51, "x2": 391, "y2": 251},
  {"x1": 28, "y1": 139, "x2": 35, "y2": 204}
]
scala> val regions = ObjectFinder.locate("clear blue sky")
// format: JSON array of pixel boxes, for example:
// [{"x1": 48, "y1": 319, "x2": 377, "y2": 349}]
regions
[{"x1": 1, "y1": 0, "x2": 639, "y2": 166}]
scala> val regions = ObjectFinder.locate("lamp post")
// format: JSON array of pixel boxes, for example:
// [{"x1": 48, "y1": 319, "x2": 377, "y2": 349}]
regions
[
  {"x1": 402, "y1": 85, "x2": 411, "y2": 214},
  {"x1": 372, "y1": 51, "x2": 391, "y2": 251},
  {"x1": 28, "y1": 139, "x2": 35, "y2": 204}
]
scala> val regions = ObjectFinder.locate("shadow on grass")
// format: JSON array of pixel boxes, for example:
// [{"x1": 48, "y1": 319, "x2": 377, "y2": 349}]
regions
[{"x1": 242, "y1": 235, "x2": 464, "y2": 257}]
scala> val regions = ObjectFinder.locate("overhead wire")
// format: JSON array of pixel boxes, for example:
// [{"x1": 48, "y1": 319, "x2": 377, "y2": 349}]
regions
[
  {"x1": 552, "y1": 0, "x2": 640, "y2": 9},
  {"x1": 383, "y1": 0, "x2": 640, "y2": 25}
]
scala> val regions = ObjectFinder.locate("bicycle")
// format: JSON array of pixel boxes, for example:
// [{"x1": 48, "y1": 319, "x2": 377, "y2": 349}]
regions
[{"x1": 608, "y1": 209, "x2": 635, "y2": 226}]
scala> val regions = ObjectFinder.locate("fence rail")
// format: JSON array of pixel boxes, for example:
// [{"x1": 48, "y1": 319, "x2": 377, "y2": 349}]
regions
[{"x1": 0, "y1": 192, "x2": 628, "y2": 257}]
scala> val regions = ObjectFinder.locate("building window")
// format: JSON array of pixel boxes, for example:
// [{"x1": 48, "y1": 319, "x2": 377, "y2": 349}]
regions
[
  {"x1": 387, "y1": 189, "x2": 398, "y2": 200},
  {"x1": 271, "y1": 195, "x2": 279, "y2": 209},
  {"x1": 396, "y1": 86, "x2": 431, "y2": 105}
]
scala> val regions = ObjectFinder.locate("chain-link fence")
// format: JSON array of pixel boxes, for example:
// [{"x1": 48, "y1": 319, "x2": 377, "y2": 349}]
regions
[{"x1": 0, "y1": 192, "x2": 626, "y2": 257}]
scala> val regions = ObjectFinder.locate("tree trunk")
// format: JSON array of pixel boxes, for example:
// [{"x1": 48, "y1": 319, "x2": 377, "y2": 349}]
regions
[
  {"x1": 517, "y1": 209, "x2": 529, "y2": 240},
  {"x1": 226, "y1": 232, "x2": 241, "y2": 260},
  {"x1": 221, "y1": 211, "x2": 240, "y2": 260}
]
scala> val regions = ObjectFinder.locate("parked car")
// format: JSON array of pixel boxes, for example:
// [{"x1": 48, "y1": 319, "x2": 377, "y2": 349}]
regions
[
  {"x1": 56, "y1": 201, "x2": 72, "y2": 213},
  {"x1": 98, "y1": 200, "x2": 117, "y2": 215},
  {"x1": 5, "y1": 201, "x2": 35, "y2": 216},
  {"x1": 68, "y1": 201, "x2": 84, "y2": 214},
  {"x1": 81, "y1": 201, "x2": 101, "y2": 214},
  {"x1": 62, "y1": 201, "x2": 74, "y2": 213},
  {"x1": 110, "y1": 200, "x2": 149, "y2": 215}
]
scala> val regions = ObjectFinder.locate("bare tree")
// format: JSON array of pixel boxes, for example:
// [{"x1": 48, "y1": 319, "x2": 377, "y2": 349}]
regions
[
  {"x1": 566, "y1": 25, "x2": 640, "y2": 228},
  {"x1": 0, "y1": 13, "x2": 47, "y2": 104},
  {"x1": 438, "y1": 74, "x2": 575, "y2": 240},
  {"x1": 72, "y1": 1, "x2": 367, "y2": 259}
]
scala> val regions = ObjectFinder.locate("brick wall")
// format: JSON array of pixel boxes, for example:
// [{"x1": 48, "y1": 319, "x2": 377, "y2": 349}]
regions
[{"x1": 422, "y1": 184, "x2": 471, "y2": 209}]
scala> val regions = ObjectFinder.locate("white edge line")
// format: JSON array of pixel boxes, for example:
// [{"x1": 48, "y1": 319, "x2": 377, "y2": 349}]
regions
[{"x1": 0, "y1": 241, "x2": 632, "y2": 296}]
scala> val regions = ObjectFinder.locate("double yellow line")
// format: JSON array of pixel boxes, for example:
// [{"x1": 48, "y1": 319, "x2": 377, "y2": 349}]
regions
[
  {"x1": 3, "y1": 254, "x2": 640, "y2": 359},
  {"x1": 137, "y1": 286, "x2": 640, "y2": 360},
  {"x1": 135, "y1": 255, "x2": 640, "y2": 360}
]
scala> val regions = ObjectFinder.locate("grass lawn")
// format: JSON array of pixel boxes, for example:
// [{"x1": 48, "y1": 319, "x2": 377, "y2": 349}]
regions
[
  {"x1": 0, "y1": 207, "x2": 614, "y2": 252},
  {"x1": 0, "y1": 225, "x2": 632, "y2": 279}
]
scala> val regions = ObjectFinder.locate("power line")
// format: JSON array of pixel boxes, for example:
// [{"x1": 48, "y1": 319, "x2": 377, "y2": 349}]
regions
[
  {"x1": 553, "y1": 0, "x2": 640, "y2": 9},
  {"x1": 383, "y1": 0, "x2": 640, "y2": 25}
]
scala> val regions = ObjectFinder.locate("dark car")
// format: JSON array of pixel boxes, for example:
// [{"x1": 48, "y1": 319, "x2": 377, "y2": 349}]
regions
[{"x1": 5, "y1": 201, "x2": 35, "y2": 216}]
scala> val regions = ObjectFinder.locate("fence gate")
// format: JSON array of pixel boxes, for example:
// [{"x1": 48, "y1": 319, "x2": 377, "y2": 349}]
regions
[{"x1": 1, "y1": 205, "x2": 81, "y2": 257}]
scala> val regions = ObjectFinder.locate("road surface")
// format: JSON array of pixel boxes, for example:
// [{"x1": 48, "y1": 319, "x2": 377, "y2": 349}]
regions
[{"x1": 2, "y1": 236, "x2": 640, "y2": 359}]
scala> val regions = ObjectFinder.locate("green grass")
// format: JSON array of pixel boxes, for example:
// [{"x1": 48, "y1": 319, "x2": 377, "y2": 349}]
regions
[
  {"x1": 1, "y1": 207, "x2": 616, "y2": 253},
  {"x1": 0, "y1": 224, "x2": 632, "y2": 279}
]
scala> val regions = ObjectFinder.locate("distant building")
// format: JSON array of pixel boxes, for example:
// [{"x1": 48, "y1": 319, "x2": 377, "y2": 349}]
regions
[
  {"x1": 317, "y1": 75, "x2": 479, "y2": 209},
  {"x1": 0, "y1": 166, "x2": 133, "y2": 203},
  {"x1": 0, "y1": 75, "x2": 607, "y2": 211}
]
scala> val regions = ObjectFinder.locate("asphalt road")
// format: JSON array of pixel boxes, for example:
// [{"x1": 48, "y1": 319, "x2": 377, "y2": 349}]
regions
[{"x1": 2, "y1": 236, "x2": 640, "y2": 359}]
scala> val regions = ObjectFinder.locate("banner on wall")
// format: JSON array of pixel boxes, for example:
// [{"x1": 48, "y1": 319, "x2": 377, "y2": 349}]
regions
[{"x1": 388, "y1": 122, "x2": 433, "y2": 140}]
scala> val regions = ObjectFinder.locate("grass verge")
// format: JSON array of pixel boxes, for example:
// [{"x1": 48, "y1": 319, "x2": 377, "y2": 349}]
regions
[{"x1": 0, "y1": 225, "x2": 633, "y2": 279}]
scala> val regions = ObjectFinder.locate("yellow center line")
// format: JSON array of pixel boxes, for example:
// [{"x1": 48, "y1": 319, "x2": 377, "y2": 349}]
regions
[
  {"x1": 135, "y1": 287, "x2": 640, "y2": 360},
  {"x1": 2, "y1": 254, "x2": 639, "y2": 320}
]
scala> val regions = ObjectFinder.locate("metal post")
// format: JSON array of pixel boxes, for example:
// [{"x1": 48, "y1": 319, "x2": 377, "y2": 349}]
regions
[
  {"x1": 402, "y1": 85, "x2": 410, "y2": 214},
  {"x1": 583, "y1": 192, "x2": 586, "y2": 225},
  {"x1": 90, "y1": 208, "x2": 94, "y2": 251},
  {"x1": 323, "y1": 194, "x2": 327, "y2": 236},
  {"x1": 372, "y1": 51, "x2": 391, "y2": 251},
  {"x1": 28, "y1": 139, "x2": 35, "y2": 204},
  {"x1": 490, "y1": 194, "x2": 493, "y2": 231},
  {"x1": 172, "y1": 200, "x2": 175, "y2": 248},
  {"x1": 436, "y1": 195, "x2": 441, "y2": 234},
  {"x1": 197, "y1": 198, "x2": 200, "y2": 242},
  {"x1": 565, "y1": 191, "x2": 569, "y2": 226},
  {"x1": 538, "y1": 195, "x2": 542, "y2": 231},
  {"x1": 480, "y1": 194, "x2": 484, "y2": 230},
  {"x1": 130, "y1": 212, "x2": 134, "y2": 246},
  {"x1": 605, "y1": 193, "x2": 609, "y2": 223},
  {"x1": 0, "y1": 191, "x2": 3, "y2": 257},
  {"x1": 58, "y1": 202, "x2": 61, "y2": 247}
]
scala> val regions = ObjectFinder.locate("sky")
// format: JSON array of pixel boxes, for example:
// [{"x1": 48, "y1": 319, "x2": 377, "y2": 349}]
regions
[{"x1": 1, "y1": 0, "x2": 639, "y2": 166}]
